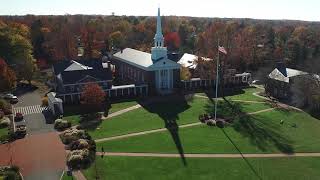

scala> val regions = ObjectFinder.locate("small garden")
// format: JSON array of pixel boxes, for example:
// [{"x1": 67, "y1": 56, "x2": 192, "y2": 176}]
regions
[
  {"x1": 0, "y1": 166, "x2": 22, "y2": 180},
  {"x1": 0, "y1": 101, "x2": 12, "y2": 143}
]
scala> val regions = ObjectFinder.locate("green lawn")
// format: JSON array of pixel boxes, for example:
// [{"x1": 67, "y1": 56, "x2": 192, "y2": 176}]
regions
[
  {"x1": 108, "y1": 100, "x2": 138, "y2": 114},
  {"x1": 96, "y1": 109, "x2": 320, "y2": 154},
  {"x1": 61, "y1": 172, "x2": 74, "y2": 180},
  {"x1": 198, "y1": 87, "x2": 265, "y2": 102},
  {"x1": 0, "y1": 127, "x2": 9, "y2": 142},
  {"x1": 82, "y1": 156, "x2": 320, "y2": 180},
  {"x1": 63, "y1": 100, "x2": 139, "y2": 126},
  {"x1": 88, "y1": 98, "x2": 272, "y2": 140}
]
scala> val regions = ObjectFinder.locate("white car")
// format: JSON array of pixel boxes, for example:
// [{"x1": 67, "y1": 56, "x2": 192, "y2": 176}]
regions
[{"x1": 3, "y1": 93, "x2": 18, "y2": 103}]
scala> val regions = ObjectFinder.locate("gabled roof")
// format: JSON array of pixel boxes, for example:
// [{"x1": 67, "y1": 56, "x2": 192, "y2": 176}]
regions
[
  {"x1": 177, "y1": 53, "x2": 212, "y2": 69},
  {"x1": 113, "y1": 48, "x2": 153, "y2": 70},
  {"x1": 268, "y1": 68, "x2": 307, "y2": 83},
  {"x1": 64, "y1": 61, "x2": 93, "y2": 71},
  {"x1": 113, "y1": 48, "x2": 180, "y2": 71},
  {"x1": 60, "y1": 68, "x2": 112, "y2": 85},
  {"x1": 53, "y1": 59, "x2": 112, "y2": 85}
]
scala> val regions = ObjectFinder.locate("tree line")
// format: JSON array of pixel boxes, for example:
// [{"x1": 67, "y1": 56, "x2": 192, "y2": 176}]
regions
[{"x1": 0, "y1": 15, "x2": 320, "y2": 91}]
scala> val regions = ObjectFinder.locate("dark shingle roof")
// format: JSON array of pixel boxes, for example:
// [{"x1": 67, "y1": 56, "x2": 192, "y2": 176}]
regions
[{"x1": 53, "y1": 59, "x2": 112, "y2": 84}]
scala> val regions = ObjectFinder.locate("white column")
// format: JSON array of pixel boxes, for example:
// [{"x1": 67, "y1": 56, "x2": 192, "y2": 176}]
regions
[
  {"x1": 158, "y1": 70, "x2": 161, "y2": 90},
  {"x1": 166, "y1": 69, "x2": 170, "y2": 89}
]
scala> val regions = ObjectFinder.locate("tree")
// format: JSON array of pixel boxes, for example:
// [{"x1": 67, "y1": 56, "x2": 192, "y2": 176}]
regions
[
  {"x1": 0, "y1": 58, "x2": 16, "y2": 91},
  {"x1": 180, "y1": 66, "x2": 191, "y2": 80},
  {"x1": 81, "y1": 83, "x2": 106, "y2": 110},
  {"x1": 109, "y1": 31, "x2": 125, "y2": 49},
  {"x1": 0, "y1": 22, "x2": 36, "y2": 83}
]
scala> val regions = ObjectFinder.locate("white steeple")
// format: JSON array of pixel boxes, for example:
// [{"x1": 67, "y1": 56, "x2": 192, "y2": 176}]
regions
[{"x1": 151, "y1": 7, "x2": 167, "y2": 62}]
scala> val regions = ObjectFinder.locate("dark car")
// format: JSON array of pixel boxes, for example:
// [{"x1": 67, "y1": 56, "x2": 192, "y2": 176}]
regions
[{"x1": 14, "y1": 113, "x2": 24, "y2": 122}]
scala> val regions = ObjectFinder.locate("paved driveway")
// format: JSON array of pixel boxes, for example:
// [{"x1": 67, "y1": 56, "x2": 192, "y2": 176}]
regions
[
  {"x1": 7, "y1": 88, "x2": 66, "y2": 179},
  {"x1": 0, "y1": 132, "x2": 66, "y2": 180}
]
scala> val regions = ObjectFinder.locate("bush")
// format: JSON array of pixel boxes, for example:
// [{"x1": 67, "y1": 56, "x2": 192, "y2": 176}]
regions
[
  {"x1": 0, "y1": 117, "x2": 10, "y2": 128},
  {"x1": 54, "y1": 119, "x2": 71, "y2": 131},
  {"x1": 0, "y1": 99, "x2": 12, "y2": 115},
  {"x1": 70, "y1": 139, "x2": 89, "y2": 150},
  {"x1": 216, "y1": 120, "x2": 225, "y2": 128},
  {"x1": 42, "y1": 97, "x2": 48, "y2": 106},
  {"x1": 206, "y1": 120, "x2": 216, "y2": 126},
  {"x1": 60, "y1": 129, "x2": 90, "y2": 145},
  {"x1": 67, "y1": 149, "x2": 92, "y2": 169},
  {"x1": 0, "y1": 110, "x2": 4, "y2": 119}
]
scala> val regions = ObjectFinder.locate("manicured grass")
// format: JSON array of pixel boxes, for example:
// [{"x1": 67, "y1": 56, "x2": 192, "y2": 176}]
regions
[
  {"x1": 82, "y1": 156, "x2": 320, "y2": 180},
  {"x1": 0, "y1": 127, "x2": 9, "y2": 142},
  {"x1": 108, "y1": 100, "x2": 138, "y2": 114},
  {"x1": 97, "y1": 109, "x2": 320, "y2": 154},
  {"x1": 64, "y1": 100, "x2": 139, "y2": 126},
  {"x1": 198, "y1": 87, "x2": 264, "y2": 102},
  {"x1": 88, "y1": 98, "x2": 272, "y2": 140},
  {"x1": 61, "y1": 172, "x2": 74, "y2": 180}
]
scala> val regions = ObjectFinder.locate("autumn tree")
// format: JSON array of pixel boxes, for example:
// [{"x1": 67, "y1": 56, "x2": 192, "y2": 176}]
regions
[
  {"x1": 109, "y1": 31, "x2": 125, "y2": 49},
  {"x1": 0, "y1": 58, "x2": 16, "y2": 91},
  {"x1": 180, "y1": 66, "x2": 191, "y2": 80},
  {"x1": 0, "y1": 22, "x2": 36, "y2": 83},
  {"x1": 81, "y1": 83, "x2": 106, "y2": 110}
]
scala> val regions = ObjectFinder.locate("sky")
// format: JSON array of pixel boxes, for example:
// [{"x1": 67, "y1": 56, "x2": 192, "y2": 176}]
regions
[{"x1": 0, "y1": 0, "x2": 319, "y2": 21}]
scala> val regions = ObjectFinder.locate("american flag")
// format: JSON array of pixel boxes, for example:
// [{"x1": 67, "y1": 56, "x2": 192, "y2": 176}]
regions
[{"x1": 218, "y1": 46, "x2": 227, "y2": 55}]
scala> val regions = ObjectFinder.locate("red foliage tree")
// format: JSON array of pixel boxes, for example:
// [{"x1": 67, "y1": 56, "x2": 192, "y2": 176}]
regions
[
  {"x1": 81, "y1": 83, "x2": 106, "y2": 109},
  {"x1": 164, "y1": 32, "x2": 180, "y2": 51},
  {"x1": 0, "y1": 58, "x2": 17, "y2": 91}
]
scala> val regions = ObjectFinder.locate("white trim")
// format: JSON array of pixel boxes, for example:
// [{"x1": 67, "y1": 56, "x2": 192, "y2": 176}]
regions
[
  {"x1": 76, "y1": 75, "x2": 99, "y2": 83},
  {"x1": 63, "y1": 80, "x2": 112, "y2": 86}
]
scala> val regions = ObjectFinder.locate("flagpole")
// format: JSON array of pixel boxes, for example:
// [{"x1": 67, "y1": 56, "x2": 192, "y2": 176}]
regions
[{"x1": 214, "y1": 38, "x2": 219, "y2": 121}]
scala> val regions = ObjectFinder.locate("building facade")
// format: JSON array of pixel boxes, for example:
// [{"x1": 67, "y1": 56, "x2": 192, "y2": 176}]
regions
[{"x1": 112, "y1": 8, "x2": 181, "y2": 95}]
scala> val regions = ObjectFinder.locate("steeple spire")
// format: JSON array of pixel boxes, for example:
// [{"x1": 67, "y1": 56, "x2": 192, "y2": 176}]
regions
[
  {"x1": 156, "y1": 7, "x2": 163, "y2": 38},
  {"x1": 151, "y1": 7, "x2": 167, "y2": 62}
]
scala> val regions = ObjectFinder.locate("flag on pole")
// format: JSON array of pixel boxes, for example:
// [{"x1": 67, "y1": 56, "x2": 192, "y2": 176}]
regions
[{"x1": 218, "y1": 46, "x2": 227, "y2": 55}]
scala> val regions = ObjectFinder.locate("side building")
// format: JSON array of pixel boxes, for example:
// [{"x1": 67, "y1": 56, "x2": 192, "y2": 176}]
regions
[{"x1": 52, "y1": 59, "x2": 113, "y2": 103}]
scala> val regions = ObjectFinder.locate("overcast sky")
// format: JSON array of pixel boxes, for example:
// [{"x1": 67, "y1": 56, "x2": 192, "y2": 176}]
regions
[{"x1": 0, "y1": 0, "x2": 319, "y2": 21}]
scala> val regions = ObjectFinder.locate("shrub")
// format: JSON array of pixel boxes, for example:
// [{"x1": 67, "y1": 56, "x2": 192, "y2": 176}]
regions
[
  {"x1": 206, "y1": 120, "x2": 216, "y2": 126},
  {"x1": 60, "y1": 129, "x2": 89, "y2": 144},
  {"x1": 0, "y1": 110, "x2": 4, "y2": 119},
  {"x1": 216, "y1": 120, "x2": 225, "y2": 128},
  {"x1": 70, "y1": 139, "x2": 89, "y2": 150},
  {"x1": 42, "y1": 97, "x2": 48, "y2": 106},
  {"x1": 67, "y1": 149, "x2": 92, "y2": 169},
  {"x1": 54, "y1": 119, "x2": 71, "y2": 131},
  {"x1": 0, "y1": 117, "x2": 10, "y2": 128}
]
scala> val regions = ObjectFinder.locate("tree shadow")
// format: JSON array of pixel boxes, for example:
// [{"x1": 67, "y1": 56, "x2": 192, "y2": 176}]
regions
[
  {"x1": 205, "y1": 98, "x2": 294, "y2": 153},
  {"x1": 13, "y1": 83, "x2": 38, "y2": 97},
  {"x1": 138, "y1": 95, "x2": 190, "y2": 166},
  {"x1": 78, "y1": 113, "x2": 103, "y2": 130}
]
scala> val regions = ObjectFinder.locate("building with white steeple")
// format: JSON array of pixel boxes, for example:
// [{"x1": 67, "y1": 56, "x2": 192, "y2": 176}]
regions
[{"x1": 112, "y1": 7, "x2": 181, "y2": 94}]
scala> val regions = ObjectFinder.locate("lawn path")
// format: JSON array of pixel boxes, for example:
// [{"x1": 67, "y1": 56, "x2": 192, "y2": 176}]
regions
[
  {"x1": 95, "y1": 122, "x2": 202, "y2": 142},
  {"x1": 95, "y1": 152, "x2": 320, "y2": 158},
  {"x1": 102, "y1": 104, "x2": 142, "y2": 120},
  {"x1": 95, "y1": 107, "x2": 276, "y2": 143},
  {"x1": 72, "y1": 170, "x2": 87, "y2": 180}
]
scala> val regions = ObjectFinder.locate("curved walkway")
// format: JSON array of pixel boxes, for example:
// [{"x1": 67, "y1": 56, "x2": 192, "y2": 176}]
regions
[{"x1": 95, "y1": 152, "x2": 320, "y2": 158}]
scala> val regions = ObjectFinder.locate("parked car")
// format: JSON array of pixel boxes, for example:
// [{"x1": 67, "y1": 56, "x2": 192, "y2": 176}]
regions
[
  {"x1": 14, "y1": 113, "x2": 24, "y2": 122},
  {"x1": 3, "y1": 94, "x2": 18, "y2": 104},
  {"x1": 15, "y1": 120, "x2": 27, "y2": 138},
  {"x1": 15, "y1": 125, "x2": 27, "y2": 138}
]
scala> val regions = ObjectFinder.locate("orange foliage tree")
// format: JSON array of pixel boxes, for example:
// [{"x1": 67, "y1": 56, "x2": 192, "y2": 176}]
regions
[{"x1": 81, "y1": 83, "x2": 106, "y2": 109}]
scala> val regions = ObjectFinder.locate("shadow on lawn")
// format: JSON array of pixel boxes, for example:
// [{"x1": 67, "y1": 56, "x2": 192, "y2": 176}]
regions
[
  {"x1": 205, "y1": 98, "x2": 294, "y2": 153},
  {"x1": 139, "y1": 95, "x2": 191, "y2": 166}
]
